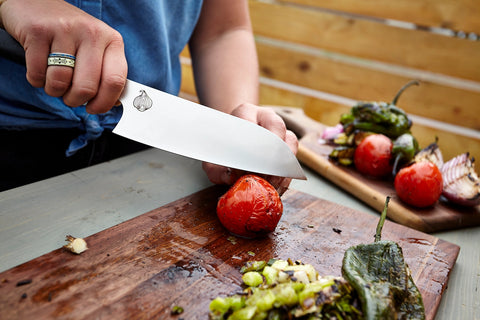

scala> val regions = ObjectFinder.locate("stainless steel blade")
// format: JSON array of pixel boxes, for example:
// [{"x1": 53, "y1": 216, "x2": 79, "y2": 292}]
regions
[
  {"x1": 113, "y1": 80, "x2": 306, "y2": 179},
  {"x1": 0, "y1": 31, "x2": 304, "y2": 179}
]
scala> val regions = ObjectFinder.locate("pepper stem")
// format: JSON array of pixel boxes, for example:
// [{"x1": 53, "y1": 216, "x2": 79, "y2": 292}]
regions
[
  {"x1": 391, "y1": 80, "x2": 420, "y2": 105},
  {"x1": 374, "y1": 196, "x2": 390, "y2": 242}
]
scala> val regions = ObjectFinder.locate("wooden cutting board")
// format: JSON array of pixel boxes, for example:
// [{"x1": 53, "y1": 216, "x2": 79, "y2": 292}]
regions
[
  {"x1": 275, "y1": 106, "x2": 480, "y2": 233},
  {"x1": 0, "y1": 186, "x2": 458, "y2": 319}
]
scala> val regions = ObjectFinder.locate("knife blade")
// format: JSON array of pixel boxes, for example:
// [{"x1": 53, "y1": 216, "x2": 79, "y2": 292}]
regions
[{"x1": 0, "y1": 29, "x2": 306, "y2": 179}]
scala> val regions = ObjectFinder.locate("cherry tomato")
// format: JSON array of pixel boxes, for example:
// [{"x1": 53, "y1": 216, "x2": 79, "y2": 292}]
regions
[
  {"x1": 354, "y1": 134, "x2": 393, "y2": 178},
  {"x1": 394, "y1": 161, "x2": 443, "y2": 208},
  {"x1": 216, "y1": 175, "x2": 283, "y2": 238}
]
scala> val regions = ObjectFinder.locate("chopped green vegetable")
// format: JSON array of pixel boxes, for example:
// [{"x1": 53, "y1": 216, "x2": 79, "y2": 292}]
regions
[
  {"x1": 240, "y1": 261, "x2": 267, "y2": 274},
  {"x1": 242, "y1": 272, "x2": 264, "y2": 287},
  {"x1": 209, "y1": 259, "x2": 361, "y2": 320}
]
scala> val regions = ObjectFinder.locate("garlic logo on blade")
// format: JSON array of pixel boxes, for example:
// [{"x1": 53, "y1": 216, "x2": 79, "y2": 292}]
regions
[{"x1": 133, "y1": 90, "x2": 153, "y2": 112}]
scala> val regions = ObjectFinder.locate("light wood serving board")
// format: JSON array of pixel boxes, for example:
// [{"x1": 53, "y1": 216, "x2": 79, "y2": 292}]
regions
[
  {"x1": 275, "y1": 106, "x2": 480, "y2": 233},
  {"x1": 0, "y1": 186, "x2": 459, "y2": 319}
]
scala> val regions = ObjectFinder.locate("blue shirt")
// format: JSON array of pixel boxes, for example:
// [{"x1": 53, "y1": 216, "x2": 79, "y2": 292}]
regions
[{"x1": 0, "y1": 0, "x2": 203, "y2": 155}]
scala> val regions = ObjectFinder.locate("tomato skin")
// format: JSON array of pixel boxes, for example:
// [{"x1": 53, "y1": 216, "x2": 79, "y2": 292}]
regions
[
  {"x1": 394, "y1": 161, "x2": 443, "y2": 208},
  {"x1": 354, "y1": 134, "x2": 393, "y2": 178},
  {"x1": 216, "y1": 175, "x2": 283, "y2": 238}
]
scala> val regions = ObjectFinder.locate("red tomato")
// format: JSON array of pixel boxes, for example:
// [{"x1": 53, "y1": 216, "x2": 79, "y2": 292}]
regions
[
  {"x1": 394, "y1": 161, "x2": 443, "y2": 208},
  {"x1": 354, "y1": 134, "x2": 393, "y2": 178},
  {"x1": 216, "y1": 175, "x2": 283, "y2": 238}
]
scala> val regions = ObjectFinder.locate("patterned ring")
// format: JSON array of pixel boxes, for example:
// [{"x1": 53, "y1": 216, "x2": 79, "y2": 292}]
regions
[{"x1": 47, "y1": 52, "x2": 76, "y2": 68}]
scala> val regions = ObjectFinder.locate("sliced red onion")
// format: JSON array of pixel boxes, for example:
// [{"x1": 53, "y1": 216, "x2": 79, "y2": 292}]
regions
[
  {"x1": 441, "y1": 153, "x2": 480, "y2": 207},
  {"x1": 414, "y1": 142, "x2": 444, "y2": 170},
  {"x1": 320, "y1": 124, "x2": 344, "y2": 141}
]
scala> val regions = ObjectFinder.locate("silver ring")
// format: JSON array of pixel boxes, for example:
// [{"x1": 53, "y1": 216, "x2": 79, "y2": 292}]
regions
[{"x1": 47, "y1": 52, "x2": 76, "y2": 68}]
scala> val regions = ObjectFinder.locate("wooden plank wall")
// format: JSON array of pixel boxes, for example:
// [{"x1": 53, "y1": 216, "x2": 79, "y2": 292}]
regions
[{"x1": 180, "y1": 0, "x2": 480, "y2": 166}]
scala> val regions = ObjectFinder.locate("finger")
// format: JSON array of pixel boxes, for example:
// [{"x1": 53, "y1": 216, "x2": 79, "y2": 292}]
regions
[
  {"x1": 62, "y1": 40, "x2": 103, "y2": 108},
  {"x1": 44, "y1": 37, "x2": 76, "y2": 97},
  {"x1": 275, "y1": 178, "x2": 292, "y2": 196},
  {"x1": 202, "y1": 162, "x2": 244, "y2": 185},
  {"x1": 232, "y1": 104, "x2": 288, "y2": 141},
  {"x1": 231, "y1": 103, "x2": 257, "y2": 123},
  {"x1": 256, "y1": 107, "x2": 287, "y2": 141},
  {"x1": 24, "y1": 36, "x2": 51, "y2": 88},
  {"x1": 84, "y1": 34, "x2": 127, "y2": 114},
  {"x1": 285, "y1": 130, "x2": 299, "y2": 155}
]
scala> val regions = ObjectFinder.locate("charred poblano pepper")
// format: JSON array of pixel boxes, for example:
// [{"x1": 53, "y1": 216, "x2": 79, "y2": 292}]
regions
[
  {"x1": 391, "y1": 133, "x2": 419, "y2": 175},
  {"x1": 341, "y1": 197, "x2": 425, "y2": 320},
  {"x1": 340, "y1": 81, "x2": 419, "y2": 139}
]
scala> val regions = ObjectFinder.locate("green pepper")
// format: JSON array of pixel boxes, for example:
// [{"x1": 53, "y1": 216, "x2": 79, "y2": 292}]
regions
[
  {"x1": 340, "y1": 80, "x2": 419, "y2": 139},
  {"x1": 341, "y1": 197, "x2": 425, "y2": 320},
  {"x1": 392, "y1": 133, "x2": 419, "y2": 175}
]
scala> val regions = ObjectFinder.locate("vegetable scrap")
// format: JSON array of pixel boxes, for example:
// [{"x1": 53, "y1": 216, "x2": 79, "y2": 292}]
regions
[
  {"x1": 209, "y1": 198, "x2": 425, "y2": 319},
  {"x1": 63, "y1": 235, "x2": 88, "y2": 254},
  {"x1": 171, "y1": 305, "x2": 184, "y2": 315},
  {"x1": 16, "y1": 279, "x2": 32, "y2": 287},
  {"x1": 332, "y1": 227, "x2": 342, "y2": 234}
]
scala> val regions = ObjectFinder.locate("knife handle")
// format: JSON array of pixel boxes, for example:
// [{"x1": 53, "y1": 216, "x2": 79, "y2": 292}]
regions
[{"x1": 0, "y1": 28, "x2": 26, "y2": 65}]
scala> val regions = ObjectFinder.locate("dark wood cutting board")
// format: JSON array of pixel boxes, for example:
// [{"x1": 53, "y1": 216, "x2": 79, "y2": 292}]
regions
[
  {"x1": 0, "y1": 186, "x2": 458, "y2": 319},
  {"x1": 275, "y1": 106, "x2": 480, "y2": 233}
]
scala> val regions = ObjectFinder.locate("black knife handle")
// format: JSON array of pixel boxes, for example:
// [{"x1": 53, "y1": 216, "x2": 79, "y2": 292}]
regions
[{"x1": 0, "y1": 28, "x2": 26, "y2": 65}]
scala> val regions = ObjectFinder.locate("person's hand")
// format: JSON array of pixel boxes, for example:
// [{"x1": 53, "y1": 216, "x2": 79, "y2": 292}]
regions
[
  {"x1": 202, "y1": 103, "x2": 299, "y2": 195},
  {"x1": 0, "y1": 0, "x2": 127, "y2": 114}
]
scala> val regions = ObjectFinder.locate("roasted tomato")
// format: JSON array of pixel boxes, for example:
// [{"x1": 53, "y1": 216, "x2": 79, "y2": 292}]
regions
[
  {"x1": 394, "y1": 161, "x2": 443, "y2": 208},
  {"x1": 216, "y1": 175, "x2": 283, "y2": 238},
  {"x1": 354, "y1": 134, "x2": 393, "y2": 178}
]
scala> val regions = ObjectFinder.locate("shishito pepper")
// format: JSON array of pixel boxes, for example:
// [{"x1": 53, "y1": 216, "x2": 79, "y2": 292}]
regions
[
  {"x1": 341, "y1": 197, "x2": 425, "y2": 319},
  {"x1": 340, "y1": 80, "x2": 419, "y2": 139}
]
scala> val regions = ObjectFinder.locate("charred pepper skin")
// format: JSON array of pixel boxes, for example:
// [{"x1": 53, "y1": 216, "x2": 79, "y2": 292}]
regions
[
  {"x1": 391, "y1": 133, "x2": 420, "y2": 176},
  {"x1": 341, "y1": 197, "x2": 425, "y2": 320},
  {"x1": 340, "y1": 80, "x2": 419, "y2": 140}
]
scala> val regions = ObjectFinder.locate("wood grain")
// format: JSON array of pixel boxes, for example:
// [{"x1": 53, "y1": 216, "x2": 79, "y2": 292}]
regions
[
  {"x1": 279, "y1": 0, "x2": 480, "y2": 34},
  {"x1": 275, "y1": 106, "x2": 480, "y2": 232},
  {"x1": 0, "y1": 187, "x2": 459, "y2": 319},
  {"x1": 254, "y1": 42, "x2": 480, "y2": 131},
  {"x1": 249, "y1": 0, "x2": 480, "y2": 82}
]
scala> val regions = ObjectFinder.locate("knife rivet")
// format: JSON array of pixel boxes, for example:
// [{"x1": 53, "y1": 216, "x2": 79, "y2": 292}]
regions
[{"x1": 133, "y1": 89, "x2": 153, "y2": 112}]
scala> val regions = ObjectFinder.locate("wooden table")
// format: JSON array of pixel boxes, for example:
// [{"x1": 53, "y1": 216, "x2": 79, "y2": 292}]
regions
[{"x1": 1, "y1": 148, "x2": 478, "y2": 319}]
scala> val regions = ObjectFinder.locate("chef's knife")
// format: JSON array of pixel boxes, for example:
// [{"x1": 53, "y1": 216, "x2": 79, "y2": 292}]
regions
[{"x1": 0, "y1": 29, "x2": 305, "y2": 179}]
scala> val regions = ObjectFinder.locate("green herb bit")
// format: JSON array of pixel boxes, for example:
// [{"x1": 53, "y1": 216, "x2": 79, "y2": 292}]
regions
[{"x1": 170, "y1": 305, "x2": 184, "y2": 315}]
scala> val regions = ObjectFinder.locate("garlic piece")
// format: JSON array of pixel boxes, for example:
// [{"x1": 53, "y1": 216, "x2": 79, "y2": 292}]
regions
[{"x1": 64, "y1": 235, "x2": 88, "y2": 254}]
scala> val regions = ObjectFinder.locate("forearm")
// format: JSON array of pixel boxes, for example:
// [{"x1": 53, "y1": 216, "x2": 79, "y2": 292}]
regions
[
  {"x1": 188, "y1": 0, "x2": 259, "y2": 114},
  {"x1": 190, "y1": 27, "x2": 259, "y2": 114}
]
